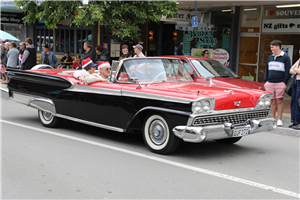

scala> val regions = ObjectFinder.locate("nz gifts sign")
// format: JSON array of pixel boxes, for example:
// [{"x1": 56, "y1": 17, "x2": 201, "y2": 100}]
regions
[{"x1": 187, "y1": 29, "x2": 217, "y2": 47}]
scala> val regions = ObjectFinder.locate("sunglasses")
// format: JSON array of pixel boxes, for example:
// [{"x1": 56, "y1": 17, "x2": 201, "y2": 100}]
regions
[
  {"x1": 205, "y1": 52, "x2": 209, "y2": 54},
  {"x1": 106, "y1": 68, "x2": 111, "y2": 71}
]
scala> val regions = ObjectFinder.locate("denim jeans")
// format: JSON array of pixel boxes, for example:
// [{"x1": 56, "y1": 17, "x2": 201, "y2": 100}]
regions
[{"x1": 291, "y1": 79, "x2": 300, "y2": 124}]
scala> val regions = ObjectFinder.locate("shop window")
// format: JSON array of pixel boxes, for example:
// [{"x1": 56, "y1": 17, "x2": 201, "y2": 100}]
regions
[
  {"x1": 55, "y1": 28, "x2": 75, "y2": 54},
  {"x1": 36, "y1": 28, "x2": 53, "y2": 52},
  {"x1": 76, "y1": 29, "x2": 92, "y2": 54}
]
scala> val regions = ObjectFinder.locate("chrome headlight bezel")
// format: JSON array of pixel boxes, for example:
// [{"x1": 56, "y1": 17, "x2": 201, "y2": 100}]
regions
[
  {"x1": 255, "y1": 93, "x2": 272, "y2": 109},
  {"x1": 192, "y1": 97, "x2": 215, "y2": 114}
]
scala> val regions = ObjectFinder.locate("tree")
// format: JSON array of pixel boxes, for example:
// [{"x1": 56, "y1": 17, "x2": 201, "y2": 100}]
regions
[{"x1": 14, "y1": 0, "x2": 178, "y2": 51}]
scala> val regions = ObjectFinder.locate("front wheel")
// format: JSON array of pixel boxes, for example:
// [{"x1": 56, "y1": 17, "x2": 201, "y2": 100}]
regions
[
  {"x1": 38, "y1": 110, "x2": 63, "y2": 128},
  {"x1": 143, "y1": 114, "x2": 181, "y2": 154},
  {"x1": 215, "y1": 137, "x2": 242, "y2": 144}
]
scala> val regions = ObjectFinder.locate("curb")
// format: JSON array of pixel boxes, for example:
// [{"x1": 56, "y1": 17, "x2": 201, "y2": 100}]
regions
[{"x1": 273, "y1": 127, "x2": 300, "y2": 137}]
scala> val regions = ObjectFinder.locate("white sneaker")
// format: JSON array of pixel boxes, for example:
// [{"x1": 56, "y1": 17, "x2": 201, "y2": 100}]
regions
[{"x1": 277, "y1": 120, "x2": 283, "y2": 126}]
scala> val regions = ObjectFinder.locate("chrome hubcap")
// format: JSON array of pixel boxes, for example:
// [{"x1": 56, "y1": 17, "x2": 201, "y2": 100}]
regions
[
  {"x1": 149, "y1": 120, "x2": 167, "y2": 145},
  {"x1": 42, "y1": 111, "x2": 53, "y2": 121}
]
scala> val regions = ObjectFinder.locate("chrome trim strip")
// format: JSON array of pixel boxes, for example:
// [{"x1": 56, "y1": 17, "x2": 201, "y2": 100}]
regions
[
  {"x1": 56, "y1": 114, "x2": 124, "y2": 133},
  {"x1": 65, "y1": 85, "x2": 122, "y2": 96},
  {"x1": 29, "y1": 98, "x2": 56, "y2": 115},
  {"x1": 122, "y1": 90, "x2": 192, "y2": 104},
  {"x1": 1, "y1": 86, "x2": 9, "y2": 100},
  {"x1": 10, "y1": 92, "x2": 39, "y2": 105}
]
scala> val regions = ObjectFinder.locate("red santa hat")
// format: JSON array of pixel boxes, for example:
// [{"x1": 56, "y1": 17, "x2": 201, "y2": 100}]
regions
[{"x1": 82, "y1": 57, "x2": 97, "y2": 69}]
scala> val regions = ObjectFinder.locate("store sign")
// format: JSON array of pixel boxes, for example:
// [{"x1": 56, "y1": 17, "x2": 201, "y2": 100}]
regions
[
  {"x1": 187, "y1": 29, "x2": 217, "y2": 47},
  {"x1": 264, "y1": 7, "x2": 300, "y2": 19},
  {"x1": 262, "y1": 18, "x2": 300, "y2": 33},
  {"x1": 211, "y1": 49, "x2": 229, "y2": 64},
  {"x1": 1, "y1": 12, "x2": 24, "y2": 24},
  {"x1": 161, "y1": 10, "x2": 201, "y2": 22}
]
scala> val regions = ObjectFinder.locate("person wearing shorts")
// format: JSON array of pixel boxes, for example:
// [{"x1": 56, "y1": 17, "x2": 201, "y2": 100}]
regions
[{"x1": 264, "y1": 40, "x2": 291, "y2": 126}]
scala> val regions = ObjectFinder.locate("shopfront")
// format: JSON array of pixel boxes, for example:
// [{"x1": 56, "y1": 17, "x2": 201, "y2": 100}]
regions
[
  {"x1": 238, "y1": 5, "x2": 300, "y2": 82},
  {"x1": 1, "y1": 12, "x2": 26, "y2": 43},
  {"x1": 160, "y1": 9, "x2": 232, "y2": 65},
  {"x1": 259, "y1": 5, "x2": 300, "y2": 83}
]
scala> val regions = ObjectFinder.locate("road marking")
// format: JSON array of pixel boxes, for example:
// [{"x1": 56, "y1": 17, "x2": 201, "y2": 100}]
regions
[{"x1": 1, "y1": 119, "x2": 299, "y2": 198}]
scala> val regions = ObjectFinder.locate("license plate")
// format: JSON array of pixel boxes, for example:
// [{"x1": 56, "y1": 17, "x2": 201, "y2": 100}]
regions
[{"x1": 232, "y1": 128, "x2": 249, "y2": 137}]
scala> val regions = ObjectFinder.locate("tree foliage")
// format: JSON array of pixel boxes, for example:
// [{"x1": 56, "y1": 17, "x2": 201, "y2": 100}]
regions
[{"x1": 14, "y1": 0, "x2": 178, "y2": 39}]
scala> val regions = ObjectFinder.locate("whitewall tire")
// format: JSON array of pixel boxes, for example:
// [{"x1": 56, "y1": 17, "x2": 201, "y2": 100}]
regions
[{"x1": 38, "y1": 110, "x2": 63, "y2": 128}]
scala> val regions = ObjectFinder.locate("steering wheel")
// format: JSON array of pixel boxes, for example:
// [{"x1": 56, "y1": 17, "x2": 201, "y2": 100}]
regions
[{"x1": 153, "y1": 71, "x2": 166, "y2": 81}]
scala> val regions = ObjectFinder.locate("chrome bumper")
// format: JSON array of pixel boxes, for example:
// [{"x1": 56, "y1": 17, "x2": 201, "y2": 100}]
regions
[
  {"x1": 173, "y1": 117, "x2": 276, "y2": 143},
  {"x1": 1, "y1": 87, "x2": 9, "y2": 100}
]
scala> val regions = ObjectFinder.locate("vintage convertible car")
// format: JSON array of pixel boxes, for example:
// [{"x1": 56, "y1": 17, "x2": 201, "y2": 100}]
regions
[
  {"x1": 1, "y1": 57, "x2": 276, "y2": 154},
  {"x1": 161, "y1": 56, "x2": 265, "y2": 90}
]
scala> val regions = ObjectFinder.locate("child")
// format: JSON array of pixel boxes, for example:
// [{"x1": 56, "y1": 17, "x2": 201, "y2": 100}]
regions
[{"x1": 0, "y1": 62, "x2": 7, "y2": 84}]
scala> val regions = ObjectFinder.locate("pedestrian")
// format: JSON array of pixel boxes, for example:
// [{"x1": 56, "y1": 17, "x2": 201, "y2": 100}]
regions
[
  {"x1": 0, "y1": 38, "x2": 6, "y2": 63},
  {"x1": 201, "y1": 50, "x2": 209, "y2": 58},
  {"x1": 41, "y1": 43, "x2": 57, "y2": 68},
  {"x1": 118, "y1": 44, "x2": 133, "y2": 61},
  {"x1": 177, "y1": 42, "x2": 184, "y2": 55},
  {"x1": 289, "y1": 50, "x2": 300, "y2": 130},
  {"x1": 21, "y1": 37, "x2": 37, "y2": 70},
  {"x1": 1, "y1": 42, "x2": 10, "y2": 84},
  {"x1": 18, "y1": 42, "x2": 26, "y2": 70},
  {"x1": 6, "y1": 42, "x2": 19, "y2": 69},
  {"x1": 133, "y1": 44, "x2": 145, "y2": 58},
  {"x1": 82, "y1": 41, "x2": 95, "y2": 62},
  {"x1": 96, "y1": 45, "x2": 110, "y2": 62},
  {"x1": 57, "y1": 51, "x2": 73, "y2": 69},
  {"x1": 264, "y1": 40, "x2": 291, "y2": 126}
]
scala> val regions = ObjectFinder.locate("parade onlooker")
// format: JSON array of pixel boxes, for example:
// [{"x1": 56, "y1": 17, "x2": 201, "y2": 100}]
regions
[
  {"x1": 57, "y1": 51, "x2": 73, "y2": 69},
  {"x1": 82, "y1": 41, "x2": 95, "y2": 62},
  {"x1": 264, "y1": 40, "x2": 291, "y2": 126},
  {"x1": 96, "y1": 45, "x2": 110, "y2": 62},
  {"x1": 119, "y1": 45, "x2": 133, "y2": 61},
  {"x1": 0, "y1": 38, "x2": 6, "y2": 63},
  {"x1": 289, "y1": 50, "x2": 300, "y2": 130},
  {"x1": 133, "y1": 44, "x2": 145, "y2": 58},
  {"x1": 41, "y1": 43, "x2": 57, "y2": 68},
  {"x1": 6, "y1": 42, "x2": 19, "y2": 69},
  {"x1": 18, "y1": 42, "x2": 26, "y2": 70},
  {"x1": 201, "y1": 50, "x2": 209, "y2": 58},
  {"x1": 21, "y1": 37, "x2": 37, "y2": 70},
  {"x1": 177, "y1": 42, "x2": 184, "y2": 55},
  {"x1": 74, "y1": 54, "x2": 82, "y2": 69}
]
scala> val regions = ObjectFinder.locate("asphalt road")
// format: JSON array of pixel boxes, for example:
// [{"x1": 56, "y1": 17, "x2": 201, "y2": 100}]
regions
[{"x1": 1, "y1": 99, "x2": 299, "y2": 199}]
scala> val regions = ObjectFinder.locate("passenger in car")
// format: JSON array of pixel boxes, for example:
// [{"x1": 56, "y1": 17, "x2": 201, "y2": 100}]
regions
[
  {"x1": 73, "y1": 57, "x2": 96, "y2": 81},
  {"x1": 85, "y1": 61, "x2": 110, "y2": 84}
]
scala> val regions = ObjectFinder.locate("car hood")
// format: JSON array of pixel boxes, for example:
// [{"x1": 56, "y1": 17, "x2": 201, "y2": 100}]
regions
[
  {"x1": 198, "y1": 78, "x2": 265, "y2": 90},
  {"x1": 129, "y1": 82, "x2": 269, "y2": 110}
]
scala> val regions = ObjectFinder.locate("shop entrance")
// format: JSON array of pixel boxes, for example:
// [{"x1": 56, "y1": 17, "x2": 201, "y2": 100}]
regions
[{"x1": 238, "y1": 33, "x2": 260, "y2": 82}]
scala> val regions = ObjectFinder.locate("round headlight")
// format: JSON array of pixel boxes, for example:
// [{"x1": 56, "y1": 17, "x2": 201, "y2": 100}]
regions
[
  {"x1": 264, "y1": 97, "x2": 271, "y2": 107},
  {"x1": 192, "y1": 101, "x2": 202, "y2": 113},
  {"x1": 203, "y1": 100, "x2": 211, "y2": 112},
  {"x1": 258, "y1": 100, "x2": 264, "y2": 107}
]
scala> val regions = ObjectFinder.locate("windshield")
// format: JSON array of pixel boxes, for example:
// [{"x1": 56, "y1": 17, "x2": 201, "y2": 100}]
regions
[
  {"x1": 117, "y1": 58, "x2": 193, "y2": 83},
  {"x1": 191, "y1": 59, "x2": 239, "y2": 78}
]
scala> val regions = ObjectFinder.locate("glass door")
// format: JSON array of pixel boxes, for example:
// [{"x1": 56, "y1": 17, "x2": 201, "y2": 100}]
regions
[{"x1": 238, "y1": 33, "x2": 260, "y2": 81}]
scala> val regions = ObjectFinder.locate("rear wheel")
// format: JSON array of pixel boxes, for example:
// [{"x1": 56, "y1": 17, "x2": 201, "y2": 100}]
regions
[
  {"x1": 38, "y1": 110, "x2": 63, "y2": 128},
  {"x1": 143, "y1": 114, "x2": 181, "y2": 154},
  {"x1": 215, "y1": 137, "x2": 242, "y2": 144}
]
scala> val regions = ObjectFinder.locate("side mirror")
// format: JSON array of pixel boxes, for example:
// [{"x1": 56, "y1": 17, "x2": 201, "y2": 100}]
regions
[{"x1": 188, "y1": 71, "x2": 194, "y2": 77}]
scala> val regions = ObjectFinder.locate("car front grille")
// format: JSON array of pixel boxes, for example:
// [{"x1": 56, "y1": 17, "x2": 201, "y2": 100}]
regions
[{"x1": 193, "y1": 111, "x2": 270, "y2": 126}]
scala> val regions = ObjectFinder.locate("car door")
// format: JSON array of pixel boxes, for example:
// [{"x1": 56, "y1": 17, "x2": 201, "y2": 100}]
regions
[{"x1": 73, "y1": 81, "x2": 123, "y2": 129}]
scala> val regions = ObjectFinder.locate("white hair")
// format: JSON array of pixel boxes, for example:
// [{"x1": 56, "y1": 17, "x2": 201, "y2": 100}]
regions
[{"x1": 5, "y1": 42, "x2": 11, "y2": 47}]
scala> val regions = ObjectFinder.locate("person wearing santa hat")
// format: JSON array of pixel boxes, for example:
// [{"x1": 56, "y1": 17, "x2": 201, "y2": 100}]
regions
[
  {"x1": 85, "y1": 61, "x2": 111, "y2": 84},
  {"x1": 73, "y1": 57, "x2": 97, "y2": 81}
]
